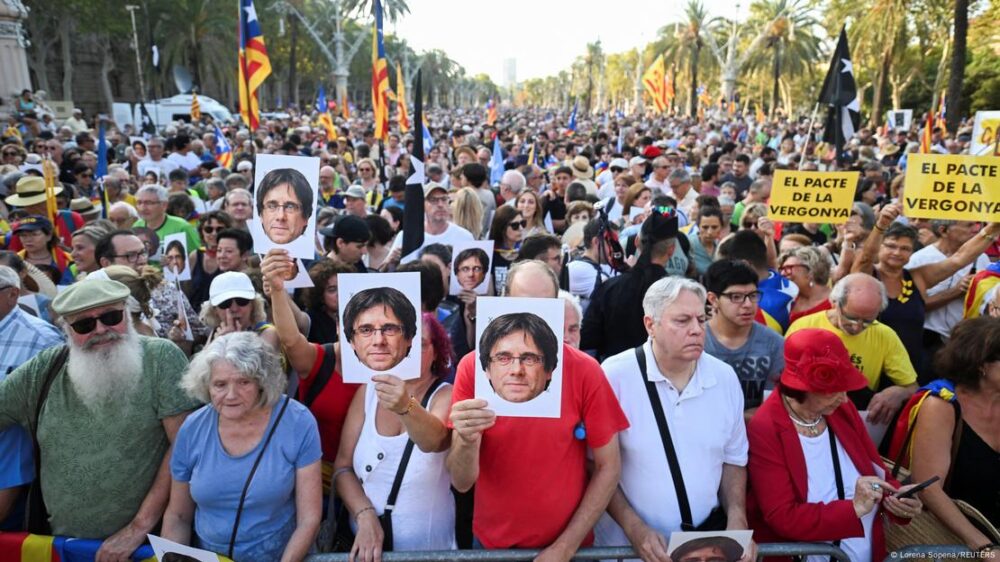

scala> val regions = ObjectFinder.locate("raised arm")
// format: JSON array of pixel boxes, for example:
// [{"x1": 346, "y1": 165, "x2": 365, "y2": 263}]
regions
[
  {"x1": 911, "y1": 223, "x2": 999, "y2": 288},
  {"x1": 852, "y1": 204, "x2": 901, "y2": 275},
  {"x1": 263, "y1": 249, "x2": 319, "y2": 376}
]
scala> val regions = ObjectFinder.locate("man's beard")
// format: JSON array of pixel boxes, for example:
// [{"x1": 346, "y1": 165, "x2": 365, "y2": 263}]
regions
[{"x1": 66, "y1": 320, "x2": 144, "y2": 411}]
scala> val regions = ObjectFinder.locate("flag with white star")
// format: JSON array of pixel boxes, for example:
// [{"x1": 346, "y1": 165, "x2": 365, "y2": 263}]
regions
[{"x1": 819, "y1": 26, "x2": 860, "y2": 163}]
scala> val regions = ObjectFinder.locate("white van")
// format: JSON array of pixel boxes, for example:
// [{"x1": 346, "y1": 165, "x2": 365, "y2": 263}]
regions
[{"x1": 112, "y1": 94, "x2": 235, "y2": 133}]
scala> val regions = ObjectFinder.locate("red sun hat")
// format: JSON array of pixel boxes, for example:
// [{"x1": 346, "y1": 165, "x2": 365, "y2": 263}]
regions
[{"x1": 780, "y1": 329, "x2": 869, "y2": 393}]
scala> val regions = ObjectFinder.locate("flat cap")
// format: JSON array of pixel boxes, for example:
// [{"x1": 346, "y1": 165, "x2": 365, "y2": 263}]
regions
[{"x1": 51, "y1": 279, "x2": 130, "y2": 317}]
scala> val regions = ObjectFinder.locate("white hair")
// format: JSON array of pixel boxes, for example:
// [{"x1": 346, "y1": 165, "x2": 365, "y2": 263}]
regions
[
  {"x1": 642, "y1": 277, "x2": 707, "y2": 323},
  {"x1": 501, "y1": 170, "x2": 526, "y2": 194},
  {"x1": 136, "y1": 184, "x2": 168, "y2": 202},
  {"x1": 558, "y1": 290, "x2": 582, "y2": 322},
  {"x1": 182, "y1": 332, "x2": 284, "y2": 408},
  {"x1": 109, "y1": 201, "x2": 139, "y2": 218}
]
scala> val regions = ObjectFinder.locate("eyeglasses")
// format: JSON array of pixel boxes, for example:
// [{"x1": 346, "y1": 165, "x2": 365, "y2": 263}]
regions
[
  {"x1": 218, "y1": 297, "x2": 251, "y2": 310},
  {"x1": 69, "y1": 309, "x2": 125, "y2": 334},
  {"x1": 489, "y1": 352, "x2": 543, "y2": 367},
  {"x1": 113, "y1": 250, "x2": 147, "y2": 263},
  {"x1": 779, "y1": 264, "x2": 809, "y2": 275},
  {"x1": 358, "y1": 167, "x2": 374, "y2": 172},
  {"x1": 508, "y1": 220, "x2": 526, "y2": 230},
  {"x1": 263, "y1": 201, "x2": 302, "y2": 214},
  {"x1": 426, "y1": 195, "x2": 449, "y2": 205},
  {"x1": 202, "y1": 226, "x2": 223, "y2": 234},
  {"x1": 838, "y1": 306, "x2": 876, "y2": 329},
  {"x1": 458, "y1": 265, "x2": 484, "y2": 275},
  {"x1": 718, "y1": 290, "x2": 762, "y2": 304},
  {"x1": 2, "y1": 151, "x2": 19, "y2": 157},
  {"x1": 353, "y1": 323, "x2": 403, "y2": 338}
]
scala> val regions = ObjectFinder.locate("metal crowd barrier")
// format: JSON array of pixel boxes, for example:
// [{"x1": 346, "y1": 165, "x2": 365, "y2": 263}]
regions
[
  {"x1": 304, "y1": 542, "x2": 852, "y2": 561},
  {"x1": 886, "y1": 544, "x2": 975, "y2": 561}
]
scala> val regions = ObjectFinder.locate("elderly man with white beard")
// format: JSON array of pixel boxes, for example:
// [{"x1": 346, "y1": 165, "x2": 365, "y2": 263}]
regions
[{"x1": 0, "y1": 279, "x2": 200, "y2": 562}]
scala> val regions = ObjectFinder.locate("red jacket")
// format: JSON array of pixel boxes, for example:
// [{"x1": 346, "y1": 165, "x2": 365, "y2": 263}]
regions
[{"x1": 747, "y1": 392, "x2": 906, "y2": 560}]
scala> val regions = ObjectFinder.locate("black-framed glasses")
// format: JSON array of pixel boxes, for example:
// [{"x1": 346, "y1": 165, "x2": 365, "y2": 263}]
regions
[
  {"x1": 354, "y1": 323, "x2": 403, "y2": 338},
  {"x1": 718, "y1": 290, "x2": 762, "y2": 304},
  {"x1": 742, "y1": 221, "x2": 759, "y2": 230},
  {"x1": 426, "y1": 195, "x2": 449, "y2": 205},
  {"x1": 218, "y1": 297, "x2": 251, "y2": 310},
  {"x1": 114, "y1": 250, "x2": 147, "y2": 263},
  {"x1": 489, "y1": 352, "x2": 543, "y2": 367},
  {"x1": 263, "y1": 201, "x2": 302, "y2": 214},
  {"x1": 69, "y1": 309, "x2": 124, "y2": 334}
]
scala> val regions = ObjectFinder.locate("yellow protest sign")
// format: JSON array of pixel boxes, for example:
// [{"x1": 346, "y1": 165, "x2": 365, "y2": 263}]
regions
[
  {"x1": 768, "y1": 170, "x2": 857, "y2": 223},
  {"x1": 902, "y1": 154, "x2": 1000, "y2": 221}
]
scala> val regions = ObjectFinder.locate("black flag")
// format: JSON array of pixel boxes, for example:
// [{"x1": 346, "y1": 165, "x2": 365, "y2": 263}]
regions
[
  {"x1": 139, "y1": 102, "x2": 156, "y2": 136},
  {"x1": 401, "y1": 70, "x2": 425, "y2": 258},
  {"x1": 819, "y1": 27, "x2": 860, "y2": 164}
]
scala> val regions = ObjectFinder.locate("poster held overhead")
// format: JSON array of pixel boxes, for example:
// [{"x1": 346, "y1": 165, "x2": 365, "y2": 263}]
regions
[{"x1": 251, "y1": 154, "x2": 319, "y2": 259}]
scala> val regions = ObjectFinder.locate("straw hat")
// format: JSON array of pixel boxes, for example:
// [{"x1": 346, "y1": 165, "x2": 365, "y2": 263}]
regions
[{"x1": 5, "y1": 176, "x2": 63, "y2": 207}]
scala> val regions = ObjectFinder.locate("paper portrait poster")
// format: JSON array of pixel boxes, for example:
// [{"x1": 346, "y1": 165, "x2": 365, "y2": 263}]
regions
[
  {"x1": 449, "y1": 240, "x2": 494, "y2": 296},
  {"x1": 251, "y1": 154, "x2": 319, "y2": 259},
  {"x1": 338, "y1": 272, "x2": 422, "y2": 383},
  {"x1": 667, "y1": 531, "x2": 754, "y2": 562},
  {"x1": 129, "y1": 137, "x2": 149, "y2": 160},
  {"x1": 148, "y1": 534, "x2": 225, "y2": 562},
  {"x1": 162, "y1": 233, "x2": 191, "y2": 282},
  {"x1": 474, "y1": 297, "x2": 564, "y2": 418},
  {"x1": 283, "y1": 258, "x2": 315, "y2": 290}
]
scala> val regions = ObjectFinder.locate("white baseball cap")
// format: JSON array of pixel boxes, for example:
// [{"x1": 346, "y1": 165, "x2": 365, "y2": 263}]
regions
[{"x1": 209, "y1": 272, "x2": 257, "y2": 307}]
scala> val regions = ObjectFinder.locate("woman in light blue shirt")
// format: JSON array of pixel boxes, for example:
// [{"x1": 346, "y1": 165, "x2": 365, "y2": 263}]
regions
[{"x1": 162, "y1": 332, "x2": 322, "y2": 562}]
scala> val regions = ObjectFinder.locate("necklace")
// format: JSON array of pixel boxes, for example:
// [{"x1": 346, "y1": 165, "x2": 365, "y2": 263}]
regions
[{"x1": 783, "y1": 395, "x2": 824, "y2": 436}]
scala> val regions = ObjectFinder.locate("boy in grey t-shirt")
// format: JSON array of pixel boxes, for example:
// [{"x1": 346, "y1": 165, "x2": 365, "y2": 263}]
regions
[{"x1": 703, "y1": 260, "x2": 785, "y2": 413}]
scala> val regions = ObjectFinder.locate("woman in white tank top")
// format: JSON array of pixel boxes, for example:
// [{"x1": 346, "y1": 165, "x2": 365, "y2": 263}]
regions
[{"x1": 334, "y1": 313, "x2": 456, "y2": 560}]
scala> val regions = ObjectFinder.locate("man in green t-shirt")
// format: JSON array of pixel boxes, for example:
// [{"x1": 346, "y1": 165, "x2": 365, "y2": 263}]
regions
[
  {"x1": 134, "y1": 184, "x2": 201, "y2": 263},
  {"x1": 0, "y1": 280, "x2": 200, "y2": 558}
]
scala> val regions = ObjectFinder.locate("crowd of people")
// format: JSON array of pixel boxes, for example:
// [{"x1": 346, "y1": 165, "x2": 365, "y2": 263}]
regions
[{"x1": 0, "y1": 99, "x2": 998, "y2": 562}]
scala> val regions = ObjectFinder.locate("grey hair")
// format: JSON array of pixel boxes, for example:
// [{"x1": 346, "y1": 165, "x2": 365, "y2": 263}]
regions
[
  {"x1": 667, "y1": 167, "x2": 691, "y2": 184},
  {"x1": 181, "y1": 331, "x2": 284, "y2": 408},
  {"x1": 505, "y1": 259, "x2": 559, "y2": 297},
  {"x1": 830, "y1": 272, "x2": 889, "y2": 312},
  {"x1": 137, "y1": 184, "x2": 169, "y2": 202},
  {"x1": 501, "y1": 170, "x2": 526, "y2": 194},
  {"x1": 779, "y1": 246, "x2": 831, "y2": 286},
  {"x1": 109, "y1": 201, "x2": 139, "y2": 218},
  {"x1": 930, "y1": 219, "x2": 956, "y2": 235},
  {"x1": 642, "y1": 276, "x2": 707, "y2": 323},
  {"x1": 0, "y1": 265, "x2": 20, "y2": 290},
  {"x1": 558, "y1": 289, "x2": 582, "y2": 322}
]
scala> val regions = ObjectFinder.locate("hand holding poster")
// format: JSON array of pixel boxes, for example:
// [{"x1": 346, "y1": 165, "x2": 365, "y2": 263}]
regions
[
  {"x1": 338, "y1": 272, "x2": 422, "y2": 383},
  {"x1": 251, "y1": 154, "x2": 319, "y2": 259},
  {"x1": 902, "y1": 154, "x2": 1000, "y2": 221},
  {"x1": 474, "y1": 297, "x2": 563, "y2": 418},
  {"x1": 767, "y1": 170, "x2": 857, "y2": 224}
]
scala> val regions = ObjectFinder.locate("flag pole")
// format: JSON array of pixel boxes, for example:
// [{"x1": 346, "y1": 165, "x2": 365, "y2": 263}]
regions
[{"x1": 799, "y1": 102, "x2": 820, "y2": 170}]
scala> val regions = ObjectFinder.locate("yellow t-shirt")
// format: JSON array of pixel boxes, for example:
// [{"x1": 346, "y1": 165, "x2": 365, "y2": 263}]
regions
[{"x1": 786, "y1": 310, "x2": 917, "y2": 390}]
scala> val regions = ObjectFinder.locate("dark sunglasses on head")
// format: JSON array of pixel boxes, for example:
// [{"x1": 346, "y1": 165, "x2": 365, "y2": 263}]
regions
[
  {"x1": 69, "y1": 309, "x2": 125, "y2": 334},
  {"x1": 218, "y1": 297, "x2": 251, "y2": 310},
  {"x1": 509, "y1": 220, "x2": 526, "y2": 230}
]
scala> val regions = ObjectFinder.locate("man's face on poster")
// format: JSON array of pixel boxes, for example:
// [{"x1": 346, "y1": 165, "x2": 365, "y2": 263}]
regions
[
  {"x1": 349, "y1": 304, "x2": 413, "y2": 372},
  {"x1": 262, "y1": 183, "x2": 308, "y2": 244},
  {"x1": 485, "y1": 330, "x2": 552, "y2": 403},
  {"x1": 455, "y1": 254, "x2": 487, "y2": 291}
]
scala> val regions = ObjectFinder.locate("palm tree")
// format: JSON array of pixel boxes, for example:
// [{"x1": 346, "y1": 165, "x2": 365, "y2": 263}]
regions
[
  {"x1": 153, "y1": 0, "x2": 233, "y2": 92},
  {"x1": 677, "y1": 0, "x2": 717, "y2": 117},
  {"x1": 945, "y1": 0, "x2": 968, "y2": 132},
  {"x1": 748, "y1": 0, "x2": 822, "y2": 116}
]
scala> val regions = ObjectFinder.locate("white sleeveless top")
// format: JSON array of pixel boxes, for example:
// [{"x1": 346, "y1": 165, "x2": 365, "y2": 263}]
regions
[{"x1": 351, "y1": 382, "x2": 456, "y2": 551}]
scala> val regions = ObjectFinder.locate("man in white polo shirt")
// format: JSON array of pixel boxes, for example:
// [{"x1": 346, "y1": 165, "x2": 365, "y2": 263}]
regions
[
  {"x1": 391, "y1": 182, "x2": 474, "y2": 262},
  {"x1": 595, "y1": 276, "x2": 754, "y2": 562}
]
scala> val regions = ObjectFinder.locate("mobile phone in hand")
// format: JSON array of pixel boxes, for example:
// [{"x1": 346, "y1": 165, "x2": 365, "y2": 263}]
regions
[{"x1": 894, "y1": 476, "x2": 940, "y2": 499}]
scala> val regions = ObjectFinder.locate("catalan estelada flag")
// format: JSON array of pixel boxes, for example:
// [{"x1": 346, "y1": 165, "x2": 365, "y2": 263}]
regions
[
  {"x1": 190, "y1": 91, "x2": 201, "y2": 122},
  {"x1": 395, "y1": 64, "x2": 410, "y2": 133},
  {"x1": 0, "y1": 531, "x2": 159, "y2": 561},
  {"x1": 318, "y1": 112, "x2": 338, "y2": 141},
  {"x1": 963, "y1": 263, "x2": 1000, "y2": 319},
  {"x1": 371, "y1": 0, "x2": 389, "y2": 141},
  {"x1": 486, "y1": 98, "x2": 497, "y2": 126},
  {"x1": 566, "y1": 100, "x2": 578, "y2": 135},
  {"x1": 238, "y1": 0, "x2": 271, "y2": 130},
  {"x1": 341, "y1": 92, "x2": 351, "y2": 120},
  {"x1": 642, "y1": 54, "x2": 668, "y2": 113},
  {"x1": 213, "y1": 125, "x2": 233, "y2": 169},
  {"x1": 920, "y1": 109, "x2": 934, "y2": 154}
]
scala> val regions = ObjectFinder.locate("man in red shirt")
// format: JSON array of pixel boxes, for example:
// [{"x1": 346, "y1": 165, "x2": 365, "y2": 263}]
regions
[{"x1": 447, "y1": 259, "x2": 629, "y2": 559}]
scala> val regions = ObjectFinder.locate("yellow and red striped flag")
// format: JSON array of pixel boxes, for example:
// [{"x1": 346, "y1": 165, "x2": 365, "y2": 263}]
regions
[
  {"x1": 190, "y1": 91, "x2": 201, "y2": 122},
  {"x1": 396, "y1": 64, "x2": 410, "y2": 133},
  {"x1": 486, "y1": 98, "x2": 498, "y2": 126},
  {"x1": 319, "y1": 112, "x2": 338, "y2": 141},
  {"x1": 642, "y1": 54, "x2": 668, "y2": 113},
  {"x1": 238, "y1": 0, "x2": 272, "y2": 130},
  {"x1": 370, "y1": 0, "x2": 390, "y2": 140},
  {"x1": 341, "y1": 92, "x2": 351, "y2": 120},
  {"x1": 920, "y1": 110, "x2": 934, "y2": 153}
]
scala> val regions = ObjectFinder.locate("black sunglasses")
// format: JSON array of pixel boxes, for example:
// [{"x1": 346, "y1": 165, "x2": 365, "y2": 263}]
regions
[
  {"x1": 509, "y1": 220, "x2": 526, "y2": 230},
  {"x1": 202, "y1": 226, "x2": 223, "y2": 234},
  {"x1": 218, "y1": 297, "x2": 251, "y2": 310},
  {"x1": 69, "y1": 309, "x2": 125, "y2": 335}
]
